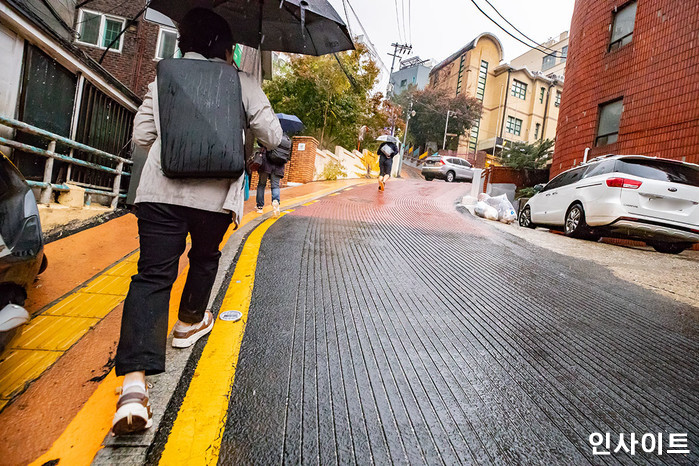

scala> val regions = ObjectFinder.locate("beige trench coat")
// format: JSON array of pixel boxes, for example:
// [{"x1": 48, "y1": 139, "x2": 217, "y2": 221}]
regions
[{"x1": 132, "y1": 52, "x2": 282, "y2": 225}]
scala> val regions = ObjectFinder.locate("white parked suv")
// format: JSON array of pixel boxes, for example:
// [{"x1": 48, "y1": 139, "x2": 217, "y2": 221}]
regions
[{"x1": 519, "y1": 155, "x2": 699, "y2": 254}]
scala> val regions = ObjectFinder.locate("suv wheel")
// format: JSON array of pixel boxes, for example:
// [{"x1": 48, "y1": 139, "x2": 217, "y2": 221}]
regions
[
  {"x1": 445, "y1": 171, "x2": 455, "y2": 182},
  {"x1": 564, "y1": 204, "x2": 592, "y2": 239},
  {"x1": 518, "y1": 206, "x2": 535, "y2": 229},
  {"x1": 649, "y1": 242, "x2": 690, "y2": 254}
]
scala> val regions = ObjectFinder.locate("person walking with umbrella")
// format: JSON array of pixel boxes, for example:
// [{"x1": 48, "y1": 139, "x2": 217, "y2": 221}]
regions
[
  {"x1": 111, "y1": 8, "x2": 284, "y2": 435},
  {"x1": 376, "y1": 135, "x2": 400, "y2": 191},
  {"x1": 111, "y1": 0, "x2": 354, "y2": 436},
  {"x1": 256, "y1": 114, "x2": 303, "y2": 216}
]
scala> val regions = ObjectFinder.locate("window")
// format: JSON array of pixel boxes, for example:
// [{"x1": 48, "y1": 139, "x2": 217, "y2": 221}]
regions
[
  {"x1": 542, "y1": 54, "x2": 556, "y2": 71},
  {"x1": 595, "y1": 99, "x2": 623, "y2": 146},
  {"x1": 554, "y1": 91, "x2": 561, "y2": 107},
  {"x1": 511, "y1": 80, "x2": 527, "y2": 99},
  {"x1": 544, "y1": 167, "x2": 586, "y2": 191},
  {"x1": 539, "y1": 87, "x2": 545, "y2": 104},
  {"x1": 615, "y1": 159, "x2": 699, "y2": 187},
  {"x1": 412, "y1": 76, "x2": 416, "y2": 83},
  {"x1": 534, "y1": 123, "x2": 541, "y2": 140},
  {"x1": 456, "y1": 55, "x2": 466, "y2": 95},
  {"x1": 77, "y1": 9, "x2": 126, "y2": 51},
  {"x1": 506, "y1": 116, "x2": 522, "y2": 136},
  {"x1": 156, "y1": 27, "x2": 178, "y2": 60},
  {"x1": 400, "y1": 79, "x2": 407, "y2": 88},
  {"x1": 609, "y1": 1, "x2": 637, "y2": 51},
  {"x1": 583, "y1": 159, "x2": 616, "y2": 179},
  {"x1": 476, "y1": 60, "x2": 488, "y2": 100},
  {"x1": 561, "y1": 46, "x2": 568, "y2": 62}
]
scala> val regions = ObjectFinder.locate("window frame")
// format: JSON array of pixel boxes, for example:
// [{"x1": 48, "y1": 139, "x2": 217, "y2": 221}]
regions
[
  {"x1": 609, "y1": 1, "x2": 637, "y2": 52},
  {"x1": 76, "y1": 8, "x2": 126, "y2": 53},
  {"x1": 155, "y1": 26, "x2": 178, "y2": 60},
  {"x1": 506, "y1": 116, "x2": 523, "y2": 136},
  {"x1": 510, "y1": 79, "x2": 527, "y2": 100},
  {"x1": 554, "y1": 90, "x2": 561, "y2": 108},
  {"x1": 561, "y1": 46, "x2": 568, "y2": 63},
  {"x1": 595, "y1": 98, "x2": 624, "y2": 147},
  {"x1": 534, "y1": 123, "x2": 541, "y2": 140},
  {"x1": 539, "y1": 87, "x2": 545, "y2": 104},
  {"x1": 542, "y1": 54, "x2": 556, "y2": 71}
]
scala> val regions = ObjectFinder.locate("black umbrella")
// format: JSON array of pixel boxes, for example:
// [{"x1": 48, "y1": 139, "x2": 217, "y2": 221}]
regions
[{"x1": 148, "y1": 0, "x2": 355, "y2": 56}]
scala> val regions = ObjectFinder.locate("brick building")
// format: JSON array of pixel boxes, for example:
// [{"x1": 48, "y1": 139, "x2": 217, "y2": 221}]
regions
[
  {"x1": 551, "y1": 0, "x2": 699, "y2": 177},
  {"x1": 73, "y1": 1, "x2": 173, "y2": 98}
]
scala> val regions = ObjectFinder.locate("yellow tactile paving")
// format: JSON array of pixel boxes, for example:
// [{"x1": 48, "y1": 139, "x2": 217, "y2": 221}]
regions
[
  {"x1": 81, "y1": 274, "x2": 131, "y2": 296},
  {"x1": 102, "y1": 259, "x2": 138, "y2": 277},
  {"x1": 124, "y1": 252, "x2": 140, "y2": 263},
  {"x1": 8, "y1": 316, "x2": 99, "y2": 351},
  {"x1": 301, "y1": 201, "x2": 315, "y2": 206},
  {"x1": 0, "y1": 350, "x2": 62, "y2": 399},
  {"x1": 43, "y1": 292, "x2": 125, "y2": 319}
]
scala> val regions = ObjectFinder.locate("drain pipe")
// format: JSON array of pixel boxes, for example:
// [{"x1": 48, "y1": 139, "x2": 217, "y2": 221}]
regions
[{"x1": 583, "y1": 147, "x2": 590, "y2": 163}]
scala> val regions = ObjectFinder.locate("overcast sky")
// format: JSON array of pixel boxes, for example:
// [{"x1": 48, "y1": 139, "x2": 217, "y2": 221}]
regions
[{"x1": 328, "y1": 0, "x2": 576, "y2": 89}]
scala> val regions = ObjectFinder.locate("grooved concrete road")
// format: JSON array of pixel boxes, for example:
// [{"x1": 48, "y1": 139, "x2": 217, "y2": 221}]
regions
[{"x1": 220, "y1": 179, "x2": 698, "y2": 465}]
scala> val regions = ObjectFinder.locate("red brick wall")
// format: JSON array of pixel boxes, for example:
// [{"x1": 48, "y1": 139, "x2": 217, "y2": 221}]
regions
[
  {"x1": 552, "y1": 0, "x2": 699, "y2": 177},
  {"x1": 287, "y1": 136, "x2": 318, "y2": 184},
  {"x1": 74, "y1": 0, "x2": 160, "y2": 98},
  {"x1": 249, "y1": 137, "x2": 319, "y2": 197}
]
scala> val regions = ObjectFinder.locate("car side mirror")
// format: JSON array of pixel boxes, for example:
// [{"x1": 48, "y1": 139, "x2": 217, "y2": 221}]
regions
[{"x1": 534, "y1": 184, "x2": 544, "y2": 192}]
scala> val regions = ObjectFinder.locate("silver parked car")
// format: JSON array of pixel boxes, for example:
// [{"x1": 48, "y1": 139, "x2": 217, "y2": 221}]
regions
[{"x1": 421, "y1": 156, "x2": 474, "y2": 182}]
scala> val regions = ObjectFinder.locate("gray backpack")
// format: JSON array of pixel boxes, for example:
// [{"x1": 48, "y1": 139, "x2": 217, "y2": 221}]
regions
[{"x1": 157, "y1": 59, "x2": 246, "y2": 179}]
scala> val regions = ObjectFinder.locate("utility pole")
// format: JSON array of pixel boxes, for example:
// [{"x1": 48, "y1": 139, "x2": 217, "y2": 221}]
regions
[
  {"x1": 386, "y1": 42, "x2": 412, "y2": 136},
  {"x1": 442, "y1": 110, "x2": 451, "y2": 150},
  {"x1": 386, "y1": 42, "x2": 412, "y2": 97},
  {"x1": 396, "y1": 100, "x2": 414, "y2": 178}
]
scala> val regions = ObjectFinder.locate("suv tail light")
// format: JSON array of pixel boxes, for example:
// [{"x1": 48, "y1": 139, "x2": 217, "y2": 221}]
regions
[{"x1": 606, "y1": 177, "x2": 642, "y2": 189}]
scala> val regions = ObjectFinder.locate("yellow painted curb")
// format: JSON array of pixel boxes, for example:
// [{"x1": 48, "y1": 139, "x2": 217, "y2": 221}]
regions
[{"x1": 158, "y1": 215, "x2": 281, "y2": 466}]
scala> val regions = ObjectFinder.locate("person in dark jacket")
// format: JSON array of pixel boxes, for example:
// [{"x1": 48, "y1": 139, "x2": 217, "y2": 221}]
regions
[
  {"x1": 256, "y1": 149, "x2": 285, "y2": 217},
  {"x1": 377, "y1": 141, "x2": 398, "y2": 191}
]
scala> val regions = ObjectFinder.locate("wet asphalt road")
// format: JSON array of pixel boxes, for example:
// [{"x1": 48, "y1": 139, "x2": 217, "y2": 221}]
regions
[{"x1": 218, "y1": 179, "x2": 698, "y2": 465}]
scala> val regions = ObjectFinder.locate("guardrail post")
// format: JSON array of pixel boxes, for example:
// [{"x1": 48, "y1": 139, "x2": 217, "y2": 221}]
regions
[
  {"x1": 111, "y1": 160, "x2": 124, "y2": 208},
  {"x1": 40, "y1": 140, "x2": 56, "y2": 204}
]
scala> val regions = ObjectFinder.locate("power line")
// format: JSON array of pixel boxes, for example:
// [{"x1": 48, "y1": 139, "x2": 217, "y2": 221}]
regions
[
  {"x1": 344, "y1": 0, "x2": 388, "y2": 72},
  {"x1": 400, "y1": 0, "x2": 408, "y2": 45},
  {"x1": 408, "y1": 0, "x2": 413, "y2": 45},
  {"x1": 341, "y1": 0, "x2": 353, "y2": 38},
  {"x1": 469, "y1": 0, "x2": 566, "y2": 58},
  {"x1": 482, "y1": 0, "x2": 562, "y2": 56},
  {"x1": 393, "y1": 0, "x2": 403, "y2": 43}
]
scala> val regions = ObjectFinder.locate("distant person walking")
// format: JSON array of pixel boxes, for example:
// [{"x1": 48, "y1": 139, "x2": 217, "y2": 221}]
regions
[
  {"x1": 111, "y1": 8, "x2": 282, "y2": 435},
  {"x1": 378, "y1": 141, "x2": 399, "y2": 191},
  {"x1": 256, "y1": 134, "x2": 291, "y2": 217}
]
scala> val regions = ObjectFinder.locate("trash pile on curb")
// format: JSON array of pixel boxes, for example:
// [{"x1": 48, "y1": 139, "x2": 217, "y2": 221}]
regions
[{"x1": 462, "y1": 193, "x2": 517, "y2": 224}]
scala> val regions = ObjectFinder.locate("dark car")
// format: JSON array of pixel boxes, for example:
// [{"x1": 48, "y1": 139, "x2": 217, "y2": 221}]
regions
[{"x1": 0, "y1": 152, "x2": 46, "y2": 351}]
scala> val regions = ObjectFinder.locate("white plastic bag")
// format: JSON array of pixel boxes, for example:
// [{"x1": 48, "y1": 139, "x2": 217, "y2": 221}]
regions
[
  {"x1": 474, "y1": 201, "x2": 499, "y2": 220},
  {"x1": 496, "y1": 196, "x2": 517, "y2": 224},
  {"x1": 477, "y1": 193, "x2": 490, "y2": 202},
  {"x1": 486, "y1": 193, "x2": 508, "y2": 208}
]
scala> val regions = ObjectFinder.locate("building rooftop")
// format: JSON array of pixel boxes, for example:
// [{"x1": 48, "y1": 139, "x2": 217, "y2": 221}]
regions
[{"x1": 430, "y1": 32, "x2": 504, "y2": 76}]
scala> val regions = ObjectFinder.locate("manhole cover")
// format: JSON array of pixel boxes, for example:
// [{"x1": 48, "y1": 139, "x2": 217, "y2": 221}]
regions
[{"x1": 219, "y1": 310, "x2": 243, "y2": 322}]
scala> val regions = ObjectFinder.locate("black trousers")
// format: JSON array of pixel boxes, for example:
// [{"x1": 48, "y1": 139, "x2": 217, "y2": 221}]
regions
[{"x1": 115, "y1": 202, "x2": 232, "y2": 376}]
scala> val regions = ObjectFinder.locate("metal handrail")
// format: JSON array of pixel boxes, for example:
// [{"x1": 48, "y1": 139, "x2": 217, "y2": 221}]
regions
[{"x1": 0, "y1": 115, "x2": 131, "y2": 208}]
